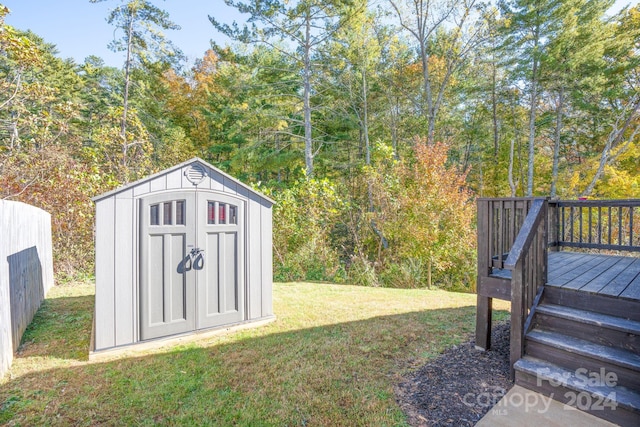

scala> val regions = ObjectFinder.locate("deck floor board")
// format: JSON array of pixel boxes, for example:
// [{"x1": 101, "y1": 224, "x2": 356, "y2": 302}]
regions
[
  {"x1": 548, "y1": 252, "x2": 640, "y2": 301},
  {"x1": 621, "y1": 273, "x2": 640, "y2": 300},
  {"x1": 546, "y1": 252, "x2": 591, "y2": 279},
  {"x1": 548, "y1": 254, "x2": 611, "y2": 286},
  {"x1": 580, "y1": 256, "x2": 636, "y2": 293},
  {"x1": 598, "y1": 258, "x2": 640, "y2": 297}
]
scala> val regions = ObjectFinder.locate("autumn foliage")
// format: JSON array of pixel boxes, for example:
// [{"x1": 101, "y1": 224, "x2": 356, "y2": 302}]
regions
[{"x1": 361, "y1": 140, "x2": 476, "y2": 289}]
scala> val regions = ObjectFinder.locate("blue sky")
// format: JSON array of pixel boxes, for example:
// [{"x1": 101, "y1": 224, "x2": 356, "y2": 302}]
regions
[
  {"x1": 3, "y1": 0, "x2": 244, "y2": 67},
  {"x1": 3, "y1": 0, "x2": 638, "y2": 69}
]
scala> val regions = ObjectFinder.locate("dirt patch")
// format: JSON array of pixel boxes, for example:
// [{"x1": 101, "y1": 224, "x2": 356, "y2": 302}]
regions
[{"x1": 396, "y1": 321, "x2": 513, "y2": 426}]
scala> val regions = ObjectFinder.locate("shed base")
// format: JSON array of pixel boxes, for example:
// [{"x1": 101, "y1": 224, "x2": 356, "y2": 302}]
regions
[{"x1": 89, "y1": 315, "x2": 276, "y2": 362}]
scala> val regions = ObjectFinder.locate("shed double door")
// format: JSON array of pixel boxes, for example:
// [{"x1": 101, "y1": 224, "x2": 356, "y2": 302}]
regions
[{"x1": 140, "y1": 191, "x2": 244, "y2": 340}]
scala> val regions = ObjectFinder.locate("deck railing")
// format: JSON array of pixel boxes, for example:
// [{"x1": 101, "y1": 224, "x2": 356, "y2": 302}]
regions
[
  {"x1": 550, "y1": 199, "x2": 640, "y2": 252},
  {"x1": 503, "y1": 199, "x2": 548, "y2": 372},
  {"x1": 477, "y1": 198, "x2": 537, "y2": 275},
  {"x1": 476, "y1": 198, "x2": 539, "y2": 350}
]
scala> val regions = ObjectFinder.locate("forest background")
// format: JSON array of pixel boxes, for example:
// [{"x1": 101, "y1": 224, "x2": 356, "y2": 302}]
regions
[{"x1": 1, "y1": 0, "x2": 639, "y2": 289}]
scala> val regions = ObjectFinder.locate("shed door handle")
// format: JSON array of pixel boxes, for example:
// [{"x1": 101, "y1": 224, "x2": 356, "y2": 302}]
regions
[{"x1": 191, "y1": 248, "x2": 204, "y2": 270}]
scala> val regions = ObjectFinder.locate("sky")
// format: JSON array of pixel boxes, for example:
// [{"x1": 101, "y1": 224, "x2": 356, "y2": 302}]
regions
[
  {"x1": 3, "y1": 0, "x2": 638, "y2": 69},
  {"x1": 3, "y1": 0, "x2": 245, "y2": 68}
]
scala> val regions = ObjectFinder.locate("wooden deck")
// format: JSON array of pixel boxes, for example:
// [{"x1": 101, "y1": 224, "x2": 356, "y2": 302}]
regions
[
  {"x1": 547, "y1": 251, "x2": 640, "y2": 301},
  {"x1": 476, "y1": 198, "x2": 640, "y2": 425}
]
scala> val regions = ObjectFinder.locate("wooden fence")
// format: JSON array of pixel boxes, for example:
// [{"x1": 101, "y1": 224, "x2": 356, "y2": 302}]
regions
[{"x1": 0, "y1": 200, "x2": 54, "y2": 379}]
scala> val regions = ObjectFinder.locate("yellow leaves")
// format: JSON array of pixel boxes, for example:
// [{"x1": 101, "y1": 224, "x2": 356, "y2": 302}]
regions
[
  {"x1": 567, "y1": 170, "x2": 583, "y2": 196},
  {"x1": 372, "y1": 141, "x2": 395, "y2": 164},
  {"x1": 598, "y1": 165, "x2": 640, "y2": 198},
  {"x1": 366, "y1": 139, "x2": 475, "y2": 286},
  {"x1": 276, "y1": 119, "x2": 289, "y2": 131},
  {"x1": 0, "y1": 23, "x2": 43, "y2": 67}
]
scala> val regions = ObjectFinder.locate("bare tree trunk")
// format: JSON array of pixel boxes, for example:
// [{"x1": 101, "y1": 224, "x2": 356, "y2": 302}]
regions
[
  {"x1": 9, "y1": 111, "x2": 19, "y2": 151},
  {"x1": 508, "y1": 137, "x2": 517, "y2": 197},
  {"x1": 121, "y1": 12, "x2": 134, "y2": 174},
  {"x1": 389, "y1": 0, "x2": 478, "y2": 146},
  {"x1": 526, "y1": 54, "x2": 539, "y2": 197},
  {"x1": 391, "y1": 104, "x2": 399, "y2": 160},
  {"x1": 363, "y1": 67, "x2": 370, "y2": 167},
  {"x1": 508, "y1": 94, "x2": 519, "y2": 197},
  {"x1": 303, "y1": 13, "x2": 314, "y2": 178},
  {"x1": 363, "y1": 62, "x2": 375, "y2": 213},
  {"x1": 275, "y1": 134, "x2": 282, "y2": 183},
  {"x1": 492, "y1": 60, "x2": 499, "y2": 158},
  {"x1": 550, "y1": 87, "x2": 564, "y2": 198},
  {"x1": 419, "y1": 37, "x2": 435, "y2": 144}
]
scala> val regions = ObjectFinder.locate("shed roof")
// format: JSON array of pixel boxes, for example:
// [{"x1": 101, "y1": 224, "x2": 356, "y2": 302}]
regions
[{"x1": 92, "y1": 157, "x2": 275, "y2": 204}]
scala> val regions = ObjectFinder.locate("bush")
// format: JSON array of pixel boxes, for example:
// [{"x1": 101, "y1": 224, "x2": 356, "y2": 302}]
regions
[
  {"x1": 1, "y1": 147, "x2": 114, "y2": 280},
  {"x1": 262, "y1": 178, "x2": 346, "y2": 283}
]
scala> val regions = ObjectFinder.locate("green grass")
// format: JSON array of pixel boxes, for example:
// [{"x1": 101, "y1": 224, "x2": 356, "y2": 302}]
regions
[{"x1": 0, "y1": 281, "x2": 508, "y2": 426}]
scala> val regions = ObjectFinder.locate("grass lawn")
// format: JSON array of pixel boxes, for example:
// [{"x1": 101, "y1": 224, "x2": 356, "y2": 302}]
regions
[{"x1": 0, "y1": 281, "x2": 508, "y2": 426}]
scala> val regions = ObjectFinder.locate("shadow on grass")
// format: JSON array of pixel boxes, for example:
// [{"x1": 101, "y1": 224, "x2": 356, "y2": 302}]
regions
[
  {"x1": 16, "y1": 294, "x2": 93, "y2": 361},
  {"x1": 1, "y1": 290, "x2": 509, "y2": 426}
]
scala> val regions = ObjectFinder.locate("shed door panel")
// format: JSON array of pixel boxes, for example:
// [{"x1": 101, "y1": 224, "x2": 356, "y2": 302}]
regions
[
  {"x1": 140, "y1": 190, "x2": 245, "y2": 341},
  {"x1": 140, "y1": 193, "x2": 196, "y2": 340},
  {"x1": 197, "y1": 195, "x2": 244, "y2": 329}
]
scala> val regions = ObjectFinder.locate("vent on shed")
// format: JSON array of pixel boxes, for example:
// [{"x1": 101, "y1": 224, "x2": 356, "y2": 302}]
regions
[{"x1": 185, "y1": 163, "x2": 207, "y2": 185}]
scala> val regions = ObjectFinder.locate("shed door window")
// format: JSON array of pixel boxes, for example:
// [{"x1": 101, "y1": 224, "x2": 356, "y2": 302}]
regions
[
  {"x1": 207, "y1": 201, "x2": 237, "y2": 225},
  {"x1": 175, "y1": 201, "x2": 185, "y2": 225},
  {"x1": 163, "y1": 202, "x2": 172, "y2": 225},
  {"x1": 150, "y1": 204, "x2": 160, "y2": 225},
  {"x1": 150, "y1": 200, "x2": 186, "y2": 226}
]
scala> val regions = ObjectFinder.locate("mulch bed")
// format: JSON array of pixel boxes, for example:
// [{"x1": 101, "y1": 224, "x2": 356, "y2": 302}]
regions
[{"x1": 396, "y1": 321, "x2": 514, "y2": 426}]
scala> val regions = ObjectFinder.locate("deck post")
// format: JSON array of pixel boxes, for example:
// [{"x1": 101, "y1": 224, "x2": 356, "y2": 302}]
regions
[
  {"x1": 548, "y1": 199, "x2": 559, "y2": 251},
  {"x1": 510, "y1": 259, "x2": 525, "y2": 379},
  {"x1": 475, "y1": 294, "x2": 492, "y2": 350},
  {"x1": 475, "y1": 199, "x2": 493, "y2": 350}
]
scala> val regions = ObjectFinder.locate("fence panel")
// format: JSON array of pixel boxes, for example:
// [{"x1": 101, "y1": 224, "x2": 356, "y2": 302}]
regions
[{"x1": 0, "y1": 200, "x2": 54, "y2": 379}]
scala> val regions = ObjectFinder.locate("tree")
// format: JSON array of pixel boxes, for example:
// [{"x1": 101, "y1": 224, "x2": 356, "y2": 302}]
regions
[
  {"x1": 370, "y1": 139, "x2": 475, "y2": 288},
  {"x1": 542, "y1": 0, "x2": 614, "y2": 197},
  {"x1": 211, "y1": 0, "x2": 352, "y2": 178},
  {"x1": 91, "y1": 0, "x2": 182, "y2": 179},
  {"x1": 499, "y1": 0, "x2": 562, "y2": 196},
  {"x1": 388, "y1": 0, "x2": 484, "y2": 144},
  {"x1": 579, "y1": 5, "x2": 640, "y2": 197},
  {"x1": 0, "y1": 8, "x2": 45, "y2": 156}
]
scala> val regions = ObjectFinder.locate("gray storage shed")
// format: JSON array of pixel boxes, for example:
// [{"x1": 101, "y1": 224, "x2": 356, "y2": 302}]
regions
[{"x1": 92, "y1": 158, "x2": 274, "y2": 352}]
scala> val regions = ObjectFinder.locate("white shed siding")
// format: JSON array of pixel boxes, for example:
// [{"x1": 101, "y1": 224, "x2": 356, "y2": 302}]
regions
[
  {"x1": 261, "y1": 203, "x2": 273, "y2": 317},
  {"x1": 94, "y1": 197, "x2": 115, "y2": 350},
  {"x1": 114, "y1": 189, "x2": 135, "y2": 346},
  {"x1": 93, "y1": 158, "x2": 274, "y2": 352},
  {"x1": 248, "y1": 192, "x2": 263, "y2": 319},
  {"x1": 223, "y1": 176, "x2": 238, "y2": 195},
  {"x1": 133, "y1": 182, "x2": 151, "y2": 197},
  {"x1": 208, "y1": 171, "x2": 224, "y2": 191},
  {"x1": 166, "y1": 168, "x2": 182, "y2": 189},
  {"x1": 150, "y1": 175, "x2": 166, "y2": 193}
]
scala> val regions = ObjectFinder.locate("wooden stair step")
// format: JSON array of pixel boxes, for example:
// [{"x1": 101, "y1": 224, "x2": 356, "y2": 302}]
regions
[
  {"x1": 534, "y1": 303, "x2": 640, "y2": 353},
  {"x1": 514, "y1": 356, "x2": 640, "y2": 425},
  {"x1": 526, "y1": 329, "x2": 640, "y2": 372},
  {"x1": 536, "y1": 303, "x2": 640, "y2": 335},
  {"x1": 542, "y1": 286, "x2": 640, "y2": 321},
  {"x1": 515, "y1": 357, "x2": 640, "y2": 412}
]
